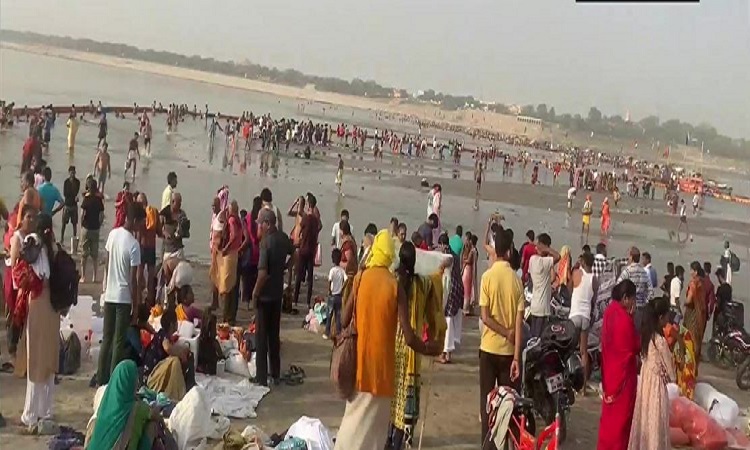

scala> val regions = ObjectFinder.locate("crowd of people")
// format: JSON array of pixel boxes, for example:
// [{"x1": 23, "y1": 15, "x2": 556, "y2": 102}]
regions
[{"x1": 0, "y1": 102, "x2": 744, "y2": 450}]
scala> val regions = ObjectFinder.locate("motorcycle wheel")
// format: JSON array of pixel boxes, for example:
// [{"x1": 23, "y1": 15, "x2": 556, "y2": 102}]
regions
[
  {"x1": 728, "y1": 342, "x2": 746, "y2": 367},
  {"x1": 558, "y1": 410, "x2": 568, "y2": 444},
  {"x1": 737, "y1": 358, "x2": 750, "y2": 391},
  {"x1": 540, "y1": 394, "x2": 568, "y2": 444},
  {"x1": 718, "y1": 346, "x2": 735, "y2": 370}
]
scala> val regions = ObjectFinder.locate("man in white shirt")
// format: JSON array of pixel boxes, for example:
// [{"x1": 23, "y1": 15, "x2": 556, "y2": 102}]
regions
[
  {"x1": 97, "y1": 203, "x2": 144, "y2": 386},
  {"x1": 324, "y1": 248, "x2": 347, "y2": 339},
  {"x1": 692, "y1": 191, "x2": 700, "y2": 214},
  {"x1": 720, "y1": 241, "x2": 734, "y2": 285},
  {"x1": 330, "y1": 209, "x2": 352, "y2": 248},
  {"x1": 670, "y1": 265, "x2": 685, "y2": 311},
  {"x1": 260, "y1": 188, "x2": 283, "y2": 232},
  {"x1": 66, "y1": 113, "x2": 79, "y2": 154},
  {"x1": 528, "y1": 233, "x2": 561, "y2": 337},
  {"x1": 677, "y1": 199, "x2": 690, "y2": 238},
  {"x1": 569, "y1": 252, "x2": 597, "y2": 392},
  {"x1": 161, "y1": 171, "x2": 177, "y2": 209},
  {"x1": 567, "y1": 186, "x2": 577, "y2": 209}
]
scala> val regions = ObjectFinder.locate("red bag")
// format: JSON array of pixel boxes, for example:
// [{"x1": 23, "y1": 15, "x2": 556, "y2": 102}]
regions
[
  {"x1": 670, "y1": 396, "x2": 691, "y2": 428},
  {"x1": 669, "y1": 427, "x2": 690, "y2": 446},
  {"x1": 670, "y1": 397, "x2": 728, "y2": 450}
]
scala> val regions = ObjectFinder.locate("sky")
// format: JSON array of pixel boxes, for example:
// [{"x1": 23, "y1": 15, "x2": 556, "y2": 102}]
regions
[{"x1": 2, "y1": 0, "x2": 749, "y2": 139}]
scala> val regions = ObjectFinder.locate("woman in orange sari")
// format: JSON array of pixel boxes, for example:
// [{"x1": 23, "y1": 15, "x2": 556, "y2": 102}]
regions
[
  {"x1": 684, "y1": 261, "x2": 707, "y2": 373},
  {"x1": 597, "y1": 279, "x2": 640, "y2": 450},
  {"x1": 601, "y1": 197, "x2": 611, "y2": 236}
]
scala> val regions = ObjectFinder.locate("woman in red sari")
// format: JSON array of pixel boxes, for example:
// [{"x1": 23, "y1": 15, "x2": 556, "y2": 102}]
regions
[{"x1": 597, "y1": 279, "x2": 640, "y2": 450}]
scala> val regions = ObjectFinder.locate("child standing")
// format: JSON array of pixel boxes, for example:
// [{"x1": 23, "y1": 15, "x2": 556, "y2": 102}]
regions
[{"x1": 324, "y1": 249, "x2": 347, "y2": 339}]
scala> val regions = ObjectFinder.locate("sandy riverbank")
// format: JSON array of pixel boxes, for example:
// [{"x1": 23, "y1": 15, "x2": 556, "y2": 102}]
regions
[
  {"x1": 1, "y1": 264, "x2": 747, "y2": 450},
  {"x1": 2, "y1": 42, "x2": 535, "y2": 135}
]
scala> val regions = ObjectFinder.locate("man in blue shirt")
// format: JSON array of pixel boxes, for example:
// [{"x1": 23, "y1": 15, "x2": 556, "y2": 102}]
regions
[{"x1": 37, "y1": 166, "x2": 64, "y2": 217}]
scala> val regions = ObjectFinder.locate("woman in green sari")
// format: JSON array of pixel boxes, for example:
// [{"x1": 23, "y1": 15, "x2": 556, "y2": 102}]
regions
[
  {"x1": 386, "y1": 242, "x2": 447, "y2": 450},
  {"x1": 86, "y1": 360, "x2": 155, "y2": 450}
]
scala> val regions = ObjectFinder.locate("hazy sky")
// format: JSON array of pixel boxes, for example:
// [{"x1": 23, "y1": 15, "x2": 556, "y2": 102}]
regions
[{"x1": 2, "y1": 0, "x2": 749, "y2": 138}]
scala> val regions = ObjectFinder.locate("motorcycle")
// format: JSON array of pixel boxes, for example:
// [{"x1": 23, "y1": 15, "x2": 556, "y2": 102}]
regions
[
  {"x1": 707, "y1": 301, "x2": 749, "y2": 370},
  {"x1": 521, "y1": 319, "x2": 584, "y2": 443}
]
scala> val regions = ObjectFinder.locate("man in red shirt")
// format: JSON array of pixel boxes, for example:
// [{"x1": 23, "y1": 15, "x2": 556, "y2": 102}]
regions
[
  {"x1": 521, "y1": 230, "x2": 537, "y2": 283},
  {"x1": 113, "y1": 182, "x2": 132, "y2": 229}
]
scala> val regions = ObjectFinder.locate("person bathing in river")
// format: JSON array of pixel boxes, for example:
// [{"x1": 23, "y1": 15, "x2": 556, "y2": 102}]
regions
[
  {"x1": 93, "y1": 142, "x2": 111, "y2": 194},
  {"x1": 126, "y1": 132, "x2": 140, "y2": 183}
]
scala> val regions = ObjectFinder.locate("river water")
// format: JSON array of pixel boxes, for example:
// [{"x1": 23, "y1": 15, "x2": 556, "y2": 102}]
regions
[{"x1": 1, "y1": 48, "x2": 748, "y2": 329}]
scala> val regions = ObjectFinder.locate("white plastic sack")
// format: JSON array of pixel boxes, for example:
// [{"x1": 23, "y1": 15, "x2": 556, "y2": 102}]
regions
[
  {"x1": 169, "y1": 386, "x2": 230, "y2": 450},
  {"x1": 92, "y1": 385, "x2": 106, "y2": 413},
  {"x1": 195, "y1": 374, "x2": 270, "y2": 419},
  {"x1": 694, "y1": 382, "x2": 740, "y2": 428},
  {"x1": 414, "y1": 249, "x2": 451, "y2": 276},
  {"x1": 248, "y1": 353, "x2": 257, "y2": 379},
  {"x1": 667, "y1": 383, "x2": 680, "y2": 401},
  {"x1": 169, "y1": 261, "x2": 194, "y2": 291},
  {"x1": 225, "y1": 349, "x2": 250, "y2": 377},
  {"x1": 219, "y1": 336, "x2": 238, "y2": 357},
  {"x1": 86, "y1": 385, "x2": 108, "y2": 431},
  {"x1": 285, "y1": 416, "x2": 335, "y2": 450}
]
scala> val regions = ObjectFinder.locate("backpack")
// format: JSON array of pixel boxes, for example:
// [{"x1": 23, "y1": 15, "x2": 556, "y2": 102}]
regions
[
  {"x1": 58, "y1": 331, "x2": 81, "y2": 375},
  {"x1": 730, "y1": 252, "x2": 740, "y2": 273},
  {"x1": 49, "y1": 245, "x2": 79, "y2": 313}
]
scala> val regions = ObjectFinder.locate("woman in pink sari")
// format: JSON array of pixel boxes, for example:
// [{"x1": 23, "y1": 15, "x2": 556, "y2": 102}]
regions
[
  {"x1": 601, "y1": 197, "x2": 611, "y2": 236},
  {"x1": 460, "y1": 234, "x2": 476, "y2": 314},
  {"x1": 597, "y1": 279, "x2": 640, "y2": 450}
]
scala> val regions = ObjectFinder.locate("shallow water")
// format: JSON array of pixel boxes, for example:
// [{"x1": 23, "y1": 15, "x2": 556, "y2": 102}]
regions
[{"x1": 1, "y1": 47, "x2": 748, "y2": 331}]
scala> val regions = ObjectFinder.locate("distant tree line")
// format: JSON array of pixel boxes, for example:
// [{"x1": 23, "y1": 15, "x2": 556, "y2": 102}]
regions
[
  {"x1": 520, "y1": 104, "x2": 748, "y2": 160},
  {"x1": 2, "y1": 29, "x2": 746, "y2": 159}
]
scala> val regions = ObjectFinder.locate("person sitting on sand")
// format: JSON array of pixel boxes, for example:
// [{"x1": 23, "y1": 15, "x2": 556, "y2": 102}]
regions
[
  {"x1": 85, "y1": 360, "x2": 175, "y2": 450},
  {"x1": 197, "y1": 308, "x2": 224, "y2": 375},
  {"x1": 142, "y1": 307, "x2": 195, "y2": 402},
  {"x1": 175, "y1": 284, "x2": 202, "y2": 326},
  {"x1": 124, "y1": 303, "x2": 156, "y2": 367}
]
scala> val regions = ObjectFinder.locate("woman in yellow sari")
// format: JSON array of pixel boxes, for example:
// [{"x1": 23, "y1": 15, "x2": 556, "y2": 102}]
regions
[
  {"x1": 684, "y1": 261, "x2": 707, "y2": 374},
  {"x1": 386, "y1": 241, "x2": 447, "y2": 450}
]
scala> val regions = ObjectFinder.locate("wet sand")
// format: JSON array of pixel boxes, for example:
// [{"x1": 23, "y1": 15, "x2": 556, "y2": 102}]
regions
[{"x1": 1, "y1": 115, "x2": 748, "y2": 301}]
